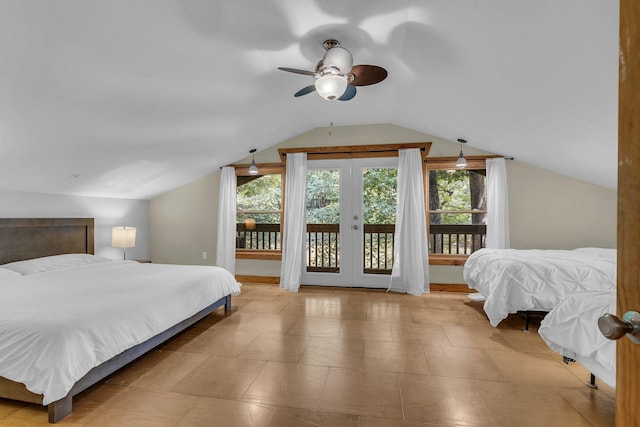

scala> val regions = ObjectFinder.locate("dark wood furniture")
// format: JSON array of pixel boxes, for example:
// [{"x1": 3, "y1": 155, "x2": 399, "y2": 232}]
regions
[
  {"x1": 0, "y1": 218, "x2": 232, "y2": 423},
  {"x1": 0, "y1": 218, "x2": 95, "y2": 263}
]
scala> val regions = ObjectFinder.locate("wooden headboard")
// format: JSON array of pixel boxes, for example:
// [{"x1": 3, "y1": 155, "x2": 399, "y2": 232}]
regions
[{"x1": 0, "y1": 218, "x2": 94, "y2": 265}]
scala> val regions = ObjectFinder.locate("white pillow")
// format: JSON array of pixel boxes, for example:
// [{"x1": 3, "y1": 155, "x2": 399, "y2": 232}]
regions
[
  {"x1": 1, "y1": 253, "x2": 110, "y2": 275},
  {"x1": 0, "y1": 267, "x2": 23, "y2": 281}
]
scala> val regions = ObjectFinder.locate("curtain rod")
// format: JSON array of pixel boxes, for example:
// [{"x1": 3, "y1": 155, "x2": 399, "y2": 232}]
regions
[{"x1": 279, "y1": 147, "x2": 426, "y2": 156}]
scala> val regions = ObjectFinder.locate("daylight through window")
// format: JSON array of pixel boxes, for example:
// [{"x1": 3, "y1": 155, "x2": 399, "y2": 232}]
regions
[
  {"x1": 428, "y1": 166, "x2": 487, "y2": 255},
  {"x1": 236, "y1": 173, "x2": 282, "y2": 251}
]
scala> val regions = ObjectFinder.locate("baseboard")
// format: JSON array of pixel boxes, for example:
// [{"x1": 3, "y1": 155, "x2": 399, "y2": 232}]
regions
[
  {"x1": 235, "y1": 275, "x2": 280, "y2": 284},
  {"x1": 429, "y1": 283, "x2": 476, "y2": 293},
  {"x1": 235, "y1": 275, "x2": 474, "y2": 294}
]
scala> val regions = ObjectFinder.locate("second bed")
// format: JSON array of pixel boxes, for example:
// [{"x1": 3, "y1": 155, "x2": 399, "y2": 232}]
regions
[{"x1": 463, "y1": 247, "x2": 616, "y2": 327}]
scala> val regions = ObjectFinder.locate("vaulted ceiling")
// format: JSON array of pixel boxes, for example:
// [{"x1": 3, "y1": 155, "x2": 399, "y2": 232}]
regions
[{"x1": 0, "y1": 1, "x2": 619, "y2": 199}]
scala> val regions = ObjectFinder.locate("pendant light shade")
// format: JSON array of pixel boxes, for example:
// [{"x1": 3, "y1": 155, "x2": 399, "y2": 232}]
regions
[
  {"x1": 248, "y1": 149, "x2": 258, "y2": 175},
  {"x1": 456, "y1": 139, "x2": 467, "y2": 168}
]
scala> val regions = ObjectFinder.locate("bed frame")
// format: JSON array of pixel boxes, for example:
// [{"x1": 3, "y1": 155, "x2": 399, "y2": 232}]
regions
[
  {"x1": 0, "y1": 218, "x2": 232, "y2": 423},
  {"x1": 517, "y1": 310, "x2": 549, "y2": 332}
]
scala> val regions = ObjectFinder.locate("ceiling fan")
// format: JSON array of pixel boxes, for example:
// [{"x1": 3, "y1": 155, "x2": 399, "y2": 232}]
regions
[{"x1": 278, "y1": 39, "x2": 388, "y2": 101}]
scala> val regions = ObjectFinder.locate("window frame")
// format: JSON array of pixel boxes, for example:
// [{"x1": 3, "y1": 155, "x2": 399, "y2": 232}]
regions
[
  {"x1": 233, "y1": 163, "x2": 285, "y2": 260},
  {"x1": 425, "y1": 157, "x2": 488, "y2": 265}
]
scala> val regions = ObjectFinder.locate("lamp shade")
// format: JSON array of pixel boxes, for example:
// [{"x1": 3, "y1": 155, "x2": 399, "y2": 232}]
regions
[
  {"x1": 112, "y1": 226, "x2": 136, "y2": 248},
  {"x1": 315, "y1": 74, "x2": 348, "y2": 101}
]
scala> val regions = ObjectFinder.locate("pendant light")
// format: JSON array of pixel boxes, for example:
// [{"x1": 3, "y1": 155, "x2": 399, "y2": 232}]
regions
[
  {"x1": 456, "y1": 139, "x2": 467, "y2": 168},
  {"x1": 248, "y1": 149, "x2": 258, "y2": 175}
]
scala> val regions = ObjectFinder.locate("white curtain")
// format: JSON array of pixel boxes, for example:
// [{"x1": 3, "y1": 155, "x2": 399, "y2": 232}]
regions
[
  {"x1": 215, "y1": 167, "x2": 237, "y2": 273},
  {"x1": 279, "y1": 153, "x2": 307, "y2": 292},
  {"x1": 485, "y1": 157, "x2": 510, "y2": 249},
  {"x1": 389, "y1": 149, "x2": 429, "y2": 296}
]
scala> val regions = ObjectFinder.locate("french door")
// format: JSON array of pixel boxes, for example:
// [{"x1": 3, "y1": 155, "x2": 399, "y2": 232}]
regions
[{"x1": 302, "y1": 157, "x2": 398, "y2": 288}]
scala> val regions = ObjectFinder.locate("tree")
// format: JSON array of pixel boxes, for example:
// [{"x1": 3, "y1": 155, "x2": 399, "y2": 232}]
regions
[
  {"x1": 236, "y1": 174, "x2": 282, "y2": 223},
  {"x1": 362, "y1": 168, "x2": 397, "y2": 224},
  {"x1": 428, "y1": 169, "x2": 486, "y2": 225},
  {"x1": 306, "y1": 170, "x2": 340, "y2": 223}
]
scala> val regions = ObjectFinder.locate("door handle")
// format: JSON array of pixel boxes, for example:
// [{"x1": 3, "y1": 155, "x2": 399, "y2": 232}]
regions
[{"x1": 598, "y1": 311, "x2": 640, "y2": 344}]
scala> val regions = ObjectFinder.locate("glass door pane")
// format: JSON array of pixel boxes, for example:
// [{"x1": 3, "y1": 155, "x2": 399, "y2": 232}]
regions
[
  {"x1": 362, "y1": 166, "x2": 397, "y2": 274},
  {"x1": 303, "y1": 159, "x2": 350, "y2": 287},
  {"x1": 305, "y1": 168, "x2": 341, "y2": 273},
  {"x1": 350, "y1": 157, "x2": 398, "y2": 288}
]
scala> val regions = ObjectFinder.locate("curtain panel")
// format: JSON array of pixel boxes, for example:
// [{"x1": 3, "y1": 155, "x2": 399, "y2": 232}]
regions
[
  {"x1": 216, "y1": 167, "x2": 237, "y2": 273},
  {"x1": 485, "y1": 157, "x2": 510, "y2": 249},
  {"x1": 279, "y1": 153, "x2": 307, "y2": 292},
  {"x1": 389, "y1": 148, "x2": 429, "y2": 296}
]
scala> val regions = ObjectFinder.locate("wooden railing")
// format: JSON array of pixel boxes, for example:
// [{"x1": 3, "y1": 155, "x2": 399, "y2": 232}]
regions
[
  {"x1": 237, "y1": 223, "x2": 487, "y2": 272},
  {"x1": 306, "y1": 224, "x2": 340, "y2": 272},
  {"x1": 236, "y1": 223, "x2": 281, "y2": 250},
  {"x1": 429, "y1": 224, "x2": 486, "y2": 255},
  {"x1": 363, "y1": 224, "x2": 395, "y2": 274}
]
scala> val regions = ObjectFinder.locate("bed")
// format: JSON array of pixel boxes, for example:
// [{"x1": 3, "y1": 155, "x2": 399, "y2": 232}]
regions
[
  {"x1": 538, "y1": 290, "x2": 616, "y2": 388},
  {"x1": 463, "y1": 247, "x2": 617, "y2": 327},
  {"x1": 0, "y1": 218, "x2": 241, "y2": 423}
]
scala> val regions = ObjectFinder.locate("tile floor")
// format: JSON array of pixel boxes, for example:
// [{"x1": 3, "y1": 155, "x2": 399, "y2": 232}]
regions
[{"x1": 0, "y1": 284, "x2": 616, "y2": 426}]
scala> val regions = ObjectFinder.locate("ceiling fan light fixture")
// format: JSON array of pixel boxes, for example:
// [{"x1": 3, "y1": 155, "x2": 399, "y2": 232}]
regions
[
  {"x1": 323, "y1": 46, "x2": 353, "y2": 74},
  {"x1": 456, "y1": 139, "x2": 467, "y2": 168},
  {"x1": 315, "y1": 73, "x2": 348, "y2": 101},
  {"x1": 278, "y1": 38, "x2": 387, "y2": 102}
]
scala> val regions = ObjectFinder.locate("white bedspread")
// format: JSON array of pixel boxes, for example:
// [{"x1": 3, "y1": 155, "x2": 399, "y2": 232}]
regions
[
  {"x1": 463, "y1": 248, "x2": 616, "y2": 326},
  {"x1": 539, "y1": 290, "x2": 616, "y2": 387},
  {"x1": 0, "y1": 261, "x2": 240, "y2": 405}
]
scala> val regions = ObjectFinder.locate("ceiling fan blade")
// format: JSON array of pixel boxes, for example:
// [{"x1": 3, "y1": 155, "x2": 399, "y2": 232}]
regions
[
  {"x1": 350, "y1": 65, "x2": 388, "y2": 86},
  {"x1": 294, "y1": 85, "x2": 316, "y2": 97},
  {"x1": 278, "y1": 67, "x2": 316, "y2": 76},
  {"x1": 338, "y1": 85, "x2": 357, "y2": 101}
]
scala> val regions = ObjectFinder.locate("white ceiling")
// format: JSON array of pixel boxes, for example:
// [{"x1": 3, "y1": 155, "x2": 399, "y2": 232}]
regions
[{"x1": 0, "y1": 1, "x2": 619, "y2": 200}]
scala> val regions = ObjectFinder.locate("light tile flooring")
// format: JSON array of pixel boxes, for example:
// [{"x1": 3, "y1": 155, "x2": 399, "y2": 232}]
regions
[{"x1": 0, "y1": 284, "x2": 616, "y2": 426}]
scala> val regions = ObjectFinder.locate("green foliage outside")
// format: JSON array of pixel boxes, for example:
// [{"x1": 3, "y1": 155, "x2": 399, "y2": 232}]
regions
[
  {"x1": 236, "y1": 174, "x2": 282, "y2": 224},
  {"x1": 430, "y1": 170, "x2": 486, "y2": 225},
  {"x1": 306, "y1": 169, "x2": 340, "y2": 223},
  {"x1": 362, "y1": 168, "x2": 397, "y2": 224},
  {"x1": 434, "y1": 170, "x2": 471, "y2": 210},
  {"x1": 236, "y1": 169, "x2": 485, "y2": 227},
  {"x1": 305, "y1": 168, "x2": 398, "y2": 224}
]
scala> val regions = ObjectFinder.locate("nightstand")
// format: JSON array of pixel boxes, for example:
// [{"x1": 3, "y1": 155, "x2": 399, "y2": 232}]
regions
[{"x1": 133, "y1": 259, "x2": 152, "y2": 263}]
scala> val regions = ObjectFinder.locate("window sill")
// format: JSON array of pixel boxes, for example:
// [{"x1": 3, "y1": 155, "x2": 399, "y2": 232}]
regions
[
  {"x1": 429, "y1": 255, "x2": 469, "y2": 266},
  {"x1": 236, "y1": 250, "x2": 282, "y2": 261}
]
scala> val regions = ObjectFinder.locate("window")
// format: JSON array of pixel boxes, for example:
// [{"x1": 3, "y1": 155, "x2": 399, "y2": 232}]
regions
[
  {"x1": 427, "y1": 158, "x2": 487, "y2": 262},
  {"x1": 235, "y1": 165, "x2": 284, "y2": 259}
]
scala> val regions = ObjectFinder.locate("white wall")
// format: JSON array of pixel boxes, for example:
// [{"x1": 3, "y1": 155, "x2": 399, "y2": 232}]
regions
[
  {"x1": 0, "y1": 190, "x2": 149, "y2": 260},
  {"x1": 507, "y1": 161, "x2": 617, "y2": 249},
  {"x1": 149, "y1": 123, "x2": 618, "y2": 284},
  {"x1": 149, "y1": 172, "x2": 219, "y2": 265}
]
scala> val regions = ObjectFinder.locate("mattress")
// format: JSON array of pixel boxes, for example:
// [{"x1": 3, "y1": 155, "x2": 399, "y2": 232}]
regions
[
  {"x1": 539, "y1": 290, "x2": 616, "y2": 387},
  {"x1": 0, "y1": 260, "x2": 240, "y2": 405},
  {"x1": 463, "y1": 247, "x2": 616, "y2": 326}
]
